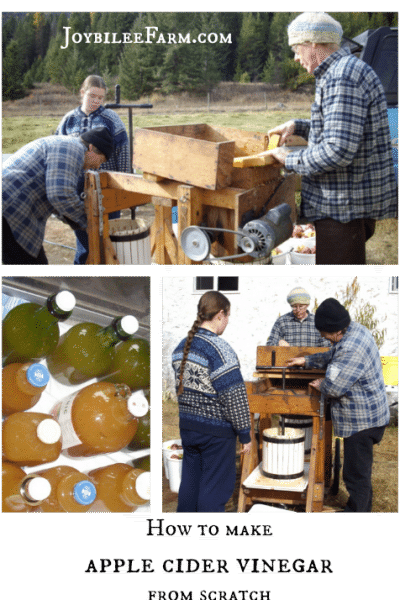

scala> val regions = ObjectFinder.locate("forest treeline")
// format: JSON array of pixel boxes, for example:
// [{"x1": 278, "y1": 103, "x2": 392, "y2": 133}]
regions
[{"x1": 2, "y1": 12, "x2": 398, "y2": 101}]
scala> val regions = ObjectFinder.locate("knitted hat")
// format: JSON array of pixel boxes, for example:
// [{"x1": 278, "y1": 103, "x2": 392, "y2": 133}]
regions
[
  {"x1": 81, "y1": 127, "x2": 114, "y2": 160},
  {"x1": 288, "y1": 12, "x2": 343, "y2": 46},
  {"x1": 315, "y1": 298, "x2": 350, "y2": 332},
  {"x1": 287, "y1": 287, "x2": 311, "y2": 305}
]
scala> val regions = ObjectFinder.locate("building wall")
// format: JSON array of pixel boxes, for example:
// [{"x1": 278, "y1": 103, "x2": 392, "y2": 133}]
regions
[{"x1": 162, "y1": 275, "x2": 398, "y2": 393}]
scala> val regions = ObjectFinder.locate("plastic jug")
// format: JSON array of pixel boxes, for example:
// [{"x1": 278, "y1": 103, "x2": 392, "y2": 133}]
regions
[
  {"x1": 2, "y1": 362, "x2": 50, "y2": 416},
  {"x1": 2, "y1": 462, "x2": 51, "y2": 512},
  {"x1": 52, "y1": 382, "x2": 148, "y2": 457},
  {"x1": 88, "y1": 463, "x2": 150, "y2": 512},
  {"x1": 2, "y1": 412, "x2": 62, "y2": 467},
  {"x1": 32, "y1": 465, "x2": 97, "y2": 512}
]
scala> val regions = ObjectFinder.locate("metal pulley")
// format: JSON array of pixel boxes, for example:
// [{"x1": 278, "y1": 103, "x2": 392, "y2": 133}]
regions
[{"x1": 180, "y1": 203, "x2": 293, "y2": 262}]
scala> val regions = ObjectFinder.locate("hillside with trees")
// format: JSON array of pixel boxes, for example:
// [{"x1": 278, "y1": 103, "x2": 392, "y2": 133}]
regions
[{"x1": 2, "y1": 12, "x2": 398, "y2": 101}]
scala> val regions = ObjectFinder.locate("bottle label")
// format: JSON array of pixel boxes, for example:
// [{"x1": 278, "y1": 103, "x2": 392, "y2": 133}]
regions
[{"x1": 51, "y1": 397, "x2": 82, "y2": 450}]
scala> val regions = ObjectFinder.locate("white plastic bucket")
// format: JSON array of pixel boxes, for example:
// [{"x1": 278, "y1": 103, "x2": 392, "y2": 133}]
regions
[
  {"x1": 279, "y1": 415, "x2": 313, "y2": 455},
  {"x1": 262, "y1": 427, "x2": 305, "y2": 480},
  {"x1": 109, "y1": 218, "x2": 151, "y2": 265},
  {"x1": 162, "y1": 439, "x2": 182, "y2": 479},
  {"x1": 167, "y1": 455, "x2": 183, "y2": 493}
]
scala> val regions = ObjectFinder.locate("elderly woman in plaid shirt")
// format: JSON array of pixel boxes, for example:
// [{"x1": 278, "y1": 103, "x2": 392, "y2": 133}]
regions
[
  {"x1": 287, "y1": 298, "x2": 390, "y2": 512},
  {"x1": 267, "y1": 287, "x2": 331, "y2": 347},
  {"x1": 266, "y1": 13, "x2": 397, "y2": 265}
]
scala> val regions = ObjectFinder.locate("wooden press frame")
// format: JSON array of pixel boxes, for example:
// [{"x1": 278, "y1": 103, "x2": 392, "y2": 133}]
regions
[{"x1": 238, "y1": 346, "x2": 332, "y2": 513}]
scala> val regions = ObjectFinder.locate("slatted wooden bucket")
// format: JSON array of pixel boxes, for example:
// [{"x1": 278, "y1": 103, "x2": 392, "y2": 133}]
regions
[
  {"x1": 262, "y1": 427, "x2": 305, "y2": 480},
  {"x1": 109, "y1": 218, "x2": 151, "y2": 265},
  {"x1": 279, "y1": 415, "x2": 313, "y2": 455}
]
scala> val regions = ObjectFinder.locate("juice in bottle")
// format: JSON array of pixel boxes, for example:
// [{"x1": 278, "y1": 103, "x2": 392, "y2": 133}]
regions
[
  {"x1": 52, "y1": 382, "x2": 148, "y2": 457},
  {"x1": 127, "y1": 410, "x2": 150, "y2": 450},
  {"x1": 47, "y1": 315, "x2": 139, "y2": 385},
  {"x1": 32, "y1": 465, "x2": 97, "y2": 512},
  {"x1": 88, "y1": 463, "x2": 150, "y2": 512},
  {"x1": 2, "y1": 412, "x2": 62, "y2": 467},
  {"x1": 107, "y1": 338, "x2": 150, "y2": 391},
  {"x1": 2, "y1": 462, "x2": 52, "y2": 512},
  {"x1": 2, "y1": 291, "x2": 76, "y2": 366},
  {"x1": 2, "y1": 362, "x2": 50, "y2": 416}
]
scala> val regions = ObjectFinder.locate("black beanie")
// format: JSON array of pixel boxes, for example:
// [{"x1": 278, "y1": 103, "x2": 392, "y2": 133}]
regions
[
  {"x1": 315, "y1": 298, "x2": 351, "y2": 332},
  {"x1": 81, "y1": 127, "x2": 114, "y2": 160}
]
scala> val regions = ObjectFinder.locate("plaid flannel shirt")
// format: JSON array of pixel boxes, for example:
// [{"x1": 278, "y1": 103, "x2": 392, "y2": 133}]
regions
[
  {"x1": 285, "y1": 47, "x2": 397, "y2": 223},
  {"x1": 304, "y1": 322, "x2": 390, "y2": 437},
  {"x1": 267, "y1": 311, "x2": 331, "y2": 347},
  {"x1": 2, "y1": 136, "x2": 88, "y2": 258},
  {"x1": 172, "y1": 328, "x2": 251, "y2": 444},
  {"x1": 55, "y1": 106, "x2": 130, "y2": 173}
]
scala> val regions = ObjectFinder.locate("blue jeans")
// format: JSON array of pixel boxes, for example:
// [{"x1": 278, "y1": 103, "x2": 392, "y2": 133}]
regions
[
  {"x1": 177, "y1": 429, "x2": 237, "y2": 512},
  {"x1": 74, "y1": 211, "x2": 120, "y2": 264}
]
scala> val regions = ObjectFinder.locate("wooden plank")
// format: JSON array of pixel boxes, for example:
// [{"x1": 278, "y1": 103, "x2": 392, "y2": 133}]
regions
[
  {"x1": 205, "y1": 124, "x2": 269, "y2": 156},
  {"x1": 247, "y1": 391, "x2": 321, "y2": 416},
  {"x1": 105, "y1": 172, "x2": 181, "y2": 199},
  {"x1": 230, "y1": 164, "x2": 282, "y2": 190},
  {"x1": 133, "y1": 127, "x2": 235, "y2": 190},
  {"x1": 234, "y1": 153, "x2": 277, "y2": 168},
  {"x1": 85, "y1": 171, "x2": 102, "y2": 265},
  {"x1": 256, "y1": 345, "x2": 329, "y2": 368},
  {"x1": 176, "y1": 185, "x2": 202, "y2": 265},
  {"x1": 101, "y1": 189, "x2": 153, "y2": 212}
]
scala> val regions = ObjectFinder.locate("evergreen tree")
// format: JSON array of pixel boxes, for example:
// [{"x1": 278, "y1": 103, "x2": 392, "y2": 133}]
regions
[
  {"x1": 2, "y1": 39, "x2": 25, "y2": 100},
  {"x1": 235, "y1": 13, "x2": 270, "y2": 81}
]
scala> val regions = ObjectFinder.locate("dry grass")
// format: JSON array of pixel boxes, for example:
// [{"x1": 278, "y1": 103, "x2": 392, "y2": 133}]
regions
[{"x1": 162, "y1": 396, "x2": 398, "y2": 513}]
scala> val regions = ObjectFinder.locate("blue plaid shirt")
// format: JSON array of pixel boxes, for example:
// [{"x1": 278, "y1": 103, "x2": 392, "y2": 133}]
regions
[
  {"x1": 55, "y1": 106, "x2": 130, "y2": 173},
  {"x1": 304, "y1": 322, "x2": 390, "y2": 437},
  {"x1": 2, "y1": 136, "x2": 88, "y2": 257},
  {"x1": 285, "y1": 47, "x2": 397, "y2": 223},
  {"x1": 267, "y1": 311, "x2": 331, "y2": 347}
]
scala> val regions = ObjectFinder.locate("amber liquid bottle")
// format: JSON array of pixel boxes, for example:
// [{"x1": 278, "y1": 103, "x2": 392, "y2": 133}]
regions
[
  {"x1": 88, "y1": 464, "x2": 150, "y2": 512},
  {"x1": 2, "y1": 462, "x2": 52, "y2": 512},
  {"x1": 52, "y1": 382, "x2": 149, "y2": 457},
  {"x1": 2, "y1": 362, "x2": 50, "y2": 417},
  {"x1": 32, "y1": 465, "x2": 97, "y2": 512},
  {"x1": 2, "y1": 291, "x2": 76, "y2": 367},
  {"x1": 2, "y1": 413, "x2": 62, "y2": 467},
  {"x1": 47, "y1": 315, "x2": 139, "y2": 385}
]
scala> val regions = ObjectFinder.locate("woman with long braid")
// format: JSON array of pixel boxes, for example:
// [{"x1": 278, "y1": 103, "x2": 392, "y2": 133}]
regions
[{"x1": 172, "y1": 291, "x2": 251, "y2": 512}]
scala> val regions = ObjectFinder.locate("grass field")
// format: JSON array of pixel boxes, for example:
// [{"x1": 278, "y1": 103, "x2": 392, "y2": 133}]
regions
[
  {"x1": 2, "y1": 82, "x2": 398, "y2": 264},
  {"x1": 2, "y1": 111, "x2": 312, "y2": 154}
]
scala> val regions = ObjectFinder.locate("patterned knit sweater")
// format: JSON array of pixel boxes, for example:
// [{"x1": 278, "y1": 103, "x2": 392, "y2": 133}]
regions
[{"x1": 172, "y1": 328, "x2": 251, "y2": 444}]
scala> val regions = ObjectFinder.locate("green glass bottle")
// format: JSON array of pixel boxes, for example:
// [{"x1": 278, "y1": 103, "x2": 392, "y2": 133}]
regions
[
  {"x1": 128, "y1": 390, "x2": 151, "y2": 450},
  {"x1": 2, "y1": 291, "x2": 76, "y2": 367},
  {"x1": 107, "y1": 338, "x2": 150, "y2": 391},
  {"x1": 47, "y1": 315, "x2": 139, "y2": 385}
]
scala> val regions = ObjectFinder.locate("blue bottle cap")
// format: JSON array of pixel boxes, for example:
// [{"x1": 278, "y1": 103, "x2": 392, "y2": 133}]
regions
[
  {"x1": 73, "y1": 480, "x2": 97, "y2": 505},
  {"x1": 27, "y1": 364, "x2": 50, "y2": 388}
]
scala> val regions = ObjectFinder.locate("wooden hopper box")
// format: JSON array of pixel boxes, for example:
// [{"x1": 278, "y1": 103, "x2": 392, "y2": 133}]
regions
[{"x1": 133, "y1": 124, "x2": 274, "y2": 190}]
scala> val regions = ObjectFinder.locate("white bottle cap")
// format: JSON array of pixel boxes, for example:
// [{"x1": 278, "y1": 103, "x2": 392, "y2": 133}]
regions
[
  {"x1": 135, "y1": 472, "x2": 151, "y2": 501},
  {"x1": 36, "y1": 419, "x2": 62, "y2": 444},
  {"x1": 120, "y1": 315, "x2": 139, "y2": 335},
  {"x1": 55, "y1": 290, "x2": 76, "y2": 313},
  {"x1": 127, "y1": 390, "x2": 149, "y2": 418},
  {"x1": 25, "y1": 477, "x2": 52, "y2": 501}
]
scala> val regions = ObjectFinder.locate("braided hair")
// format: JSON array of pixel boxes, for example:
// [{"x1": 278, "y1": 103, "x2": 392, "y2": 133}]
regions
[{"x1": 177, "y1": 291, "x2": 230, "y2": 395}]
